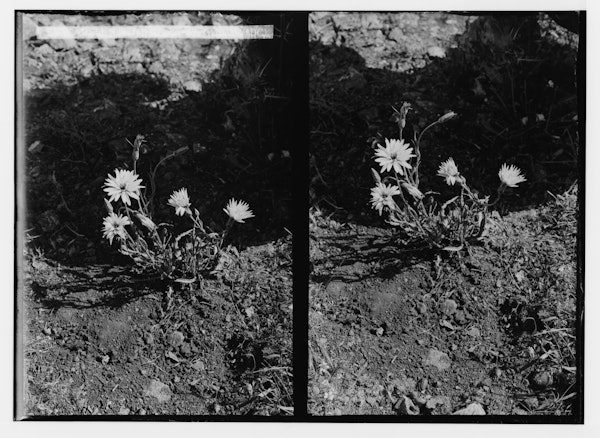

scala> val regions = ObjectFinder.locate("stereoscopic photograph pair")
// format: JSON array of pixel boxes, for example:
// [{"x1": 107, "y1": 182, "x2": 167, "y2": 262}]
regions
[{"x1": 14, "y1": 10, "x2": 584, "y2": 422}]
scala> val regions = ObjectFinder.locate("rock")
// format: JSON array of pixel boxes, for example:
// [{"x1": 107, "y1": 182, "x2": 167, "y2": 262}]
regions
[
  {"x1": 101, "y1": 355, "x2": 110, "y2": 365},
  {"x1": 191, "y1": 360, "x2": 205, "y2": 372},
  {"x1": 409, "y1": 391, "x2": 427, "y2": 406},
  {"x1": 426, "y1": 395, "x2": 451, "y2": 413},
  {"x1": 466, "y1": 326, "x2": 481, "y2": 338},
  {"x1": 531, "y1": 371, "x2": 553, "y2": 389},
  {"x1": 99, "y1": 38, "x2": 118, "y2": 47},
  {"x1": 183, "y1": 80, "x2": 202, "y2": 92},
  {"x1": 416, "y1": 302, "x2": 427, "y2": 314},
  {"x1": 427, "y1": 46, "x2": 446, "y2": 58},
  {"x1": 147, "y1": 61, "x2": 164, "y2": 75},
  {"x1": 172, "y1": 14, "x2": 192, "y2": 26},
  {"x1": 325, "y1": 280, "x2": 345, "y2": 295},
  {"x1": 361, "y1": 13, "x2": 383, "y2": 29},
  {"x1": 452, "y1": 402, "x2": 486, "y2": 415},
  {"x1": 423, "y1": 348, "x2": 451, "y2": 371},
  {"x1": 167, "y1": 331, "x2": 184, "y2": 347},
  {"x1": 332, "y1": 13, "x2": 358, "y2": 31},
  {"x1": 439, "y1": 299, "x2": 458, "y2": 315},
  {"x1": 22, "y1": 15, "x2": 37, "y2": 40},
  {"x1": 123, "y1": 44, "x2": 144, "y2": 63},
  {"x1": 144, "y1": 379, "x2": 172, "y2": 403},
  {"x1": 454, "y1": 310, "x2": 466, "y2": 324},
  {"x1": 118, "y1": 407, "x2": 130, "y2": 415},
  {"x1": 180, "y1": 342, "x2": 191, "y2": 355},
  {"x1": 46, "y1": 21, "x2": 77, "y2": 50},
  {"x1": 524, "y1": 397, "x2": 539, "y2": 409},
  {"x1": 396, "y1": 395, "x2": 419, "y2": 415},
  {"x1": 492, "y1": 367, "x2": 502, "y2": 379},
  {"x1": 417, "y1": 378, "x2": 428, "y2": 392},
  {"x1": 42, "y1": 327, "x2": 52, "y2": 336},
  {"x1": 391, "y1": 377, "x2": 416, "y2": 395},
  {"x1": 47, "y1": 38, "x2": 77, "y2": 51},
  {"x1": 388, "y1": 28, "x2": 405, "y2": 43},
  {"x1": 144, "y1": 333, "x2": 154, "y2": 345}
]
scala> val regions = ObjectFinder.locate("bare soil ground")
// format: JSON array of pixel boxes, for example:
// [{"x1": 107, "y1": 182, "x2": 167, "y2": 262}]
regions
[
  {"x1": 308, "y1": 12, "x2": 580, "y2": 417},
  {"x1": 20, "y1": 12, "x2": 293, "y2": 417},
  {"x1": 24, "y1": 239, "x2": 292, "y2": 416}
]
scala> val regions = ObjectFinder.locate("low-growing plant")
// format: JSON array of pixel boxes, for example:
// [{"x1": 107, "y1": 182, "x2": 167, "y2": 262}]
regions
[
  {"x1": 370, "y1": 103, "x2": 526, "y2": 250},
  {"x1": 101, "y1": 135, "x2": 254, "y2": 282}
]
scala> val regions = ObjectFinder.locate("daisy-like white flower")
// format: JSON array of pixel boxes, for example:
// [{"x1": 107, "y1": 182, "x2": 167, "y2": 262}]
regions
[
  {"x1": 498, "y1": 164, "x2": 527, "y2": 188},
  {"x1": 223, "y1": 199, "x2": 255, "y2": 223},
  {"x1": 168, "y1": 188, "x2": 192, "y2": 216},
  {"x1": 374, "y1": 138, "x2": 415, "y2": 175},
  {"x1": 370, "y1": 183, "x2": 401, "y2": 215},
  {"x1": 103, "y1": 169, "x2": 144, "y2": 206},
  {"x1": 437, "y1": 158, "x2": 460, "y2": 186},
  {"x1": 102, "y1": 213, "x2": 131, "y2": 244}
]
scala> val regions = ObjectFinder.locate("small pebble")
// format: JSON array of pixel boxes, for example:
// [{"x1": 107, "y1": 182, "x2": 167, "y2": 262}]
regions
[
  {"x1": 524, "y1": 397, "x2": 539, "y2": 409},
  {"x1": 396, "y1": 395, "x2": 419, "y2": 415},
  {"x1": 409, "y1": 391, "x2": 427, "y2": 406},
  {"x1": 531, "y1": 371, "x2": 553, "y2": 389},
  {"x1": 439, "y1": 299, "x2": 458, "y2": 316},
  {"x1": 493, "y1": 367, "x2": 502, "y2": 379},
  {"x1": 168, "y1": 331, "x2": 185, "y2": 347}
]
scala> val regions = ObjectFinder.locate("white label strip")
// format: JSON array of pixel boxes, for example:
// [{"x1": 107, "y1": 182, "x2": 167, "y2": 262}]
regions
[{"x1": 36, "y1": 25, "x2": 274, "y2": 40}]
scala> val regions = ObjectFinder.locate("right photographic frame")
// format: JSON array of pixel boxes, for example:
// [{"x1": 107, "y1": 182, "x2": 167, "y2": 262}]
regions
[{"x1": 308, "y1": 11, "x2": 583, "y2": 419}]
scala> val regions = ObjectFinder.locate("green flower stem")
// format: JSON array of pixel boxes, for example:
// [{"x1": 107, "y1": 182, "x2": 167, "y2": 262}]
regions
[
  {"x1": 393, "y1": 170, "x2": 426, "y2": 236},
  {"x1": 488, "y1": 183, "x2": 506, "y2": 207}
]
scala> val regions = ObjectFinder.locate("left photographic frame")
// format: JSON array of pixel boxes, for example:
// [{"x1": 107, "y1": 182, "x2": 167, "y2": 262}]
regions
[{"x1": 15, "y1": 11, "x2": 304, "y2": 418}]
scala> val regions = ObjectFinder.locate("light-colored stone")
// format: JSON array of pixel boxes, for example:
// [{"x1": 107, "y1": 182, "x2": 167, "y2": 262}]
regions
[
  {"x1": 183, "y1": 80, "x2": 202, "y2": 92},
  {"x1": 423, "y1": 348, "x2": 451, "y2": 371},
  {"x1": 144, "y1": 379, "x2": 172, "y2": 403},
  {"x1": 466, "y1": 326, "x2": 481, "y2": 338},
  {"x1": 388, "y1": 28, "x2": 405, "y2": 43},
  {"x1": 167, "y1": 331, "x2": 184, "y2": 347},
  {"x1": 439, "y1": 299, "x2": 458, "y2": 315},
  {"x1": 452, "y1": 402, "x2": 486, "y2": 415},
  {"x1": 396, "y1": 395, "x2": 419, "y2": 415},
  {"x1": 427, "y1": 46, "x2": 446, "y2": 58}
]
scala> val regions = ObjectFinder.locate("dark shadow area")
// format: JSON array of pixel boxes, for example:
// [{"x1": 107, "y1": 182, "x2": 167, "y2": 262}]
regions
[
  {"x1": 310, "y1": 13, "x2": 580, "y2": 226},
  {"x1": 29, "y1": 264, "x2": 167, "y2": 308},
  {"x1": 311, "y1": 230, "x2": 437, "y2": 284},
  {"x1": 24, "y1": 13, "x2": 299, "y2": 265}
]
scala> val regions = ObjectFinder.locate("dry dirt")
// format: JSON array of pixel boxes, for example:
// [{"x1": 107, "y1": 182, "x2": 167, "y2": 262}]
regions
[
  {"x1": 19, "y1": 11, "x2": 294, "y2": 417},
  {"x1": 308, "y1": 12, "x2": 580, "y2": 417}
]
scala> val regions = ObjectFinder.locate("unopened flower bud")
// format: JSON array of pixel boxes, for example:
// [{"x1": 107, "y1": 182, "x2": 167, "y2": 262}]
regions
[
  {"x1": 438, "y1": 111, "x2": 457, "y2": 123},
  {"x1": 135, "y1": 212, "x2": 156, "y2": 231},
  {"x1": 371, "y1": 168, "x2": 382, "y2": 184},
  {"x1": 104, "y1": 198, "x2": 114, "y2": 214},
  {"x1": 401, "y1": 181, "x2": 424, "y2": 200}
]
